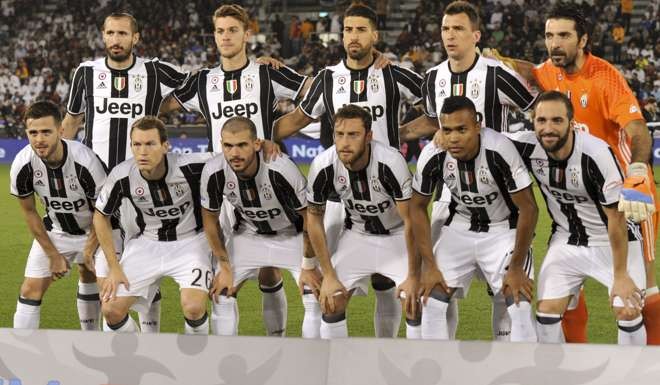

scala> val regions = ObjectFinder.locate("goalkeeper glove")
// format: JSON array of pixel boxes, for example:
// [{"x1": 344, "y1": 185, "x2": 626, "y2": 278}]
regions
[{"x1": 618, "y1": 162, "x2": 656, "y2": 222}]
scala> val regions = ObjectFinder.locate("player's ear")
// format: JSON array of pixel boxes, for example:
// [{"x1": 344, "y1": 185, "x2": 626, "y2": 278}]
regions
[
  {"x1": 132, "y1": 32, "x2": 140, "y2": 46},
  {"x1": 473, "y1": 30, "x2": 481, "y2": 45},
  {"x1": 254, "y1": 137, "x2": 262, "y2": 151},
  {"x1": 578, "y1": 34, "x2": 588, "y2": 51},
  {"x1": 365, "y1": 129, "x2": 373, "y2": 143}
]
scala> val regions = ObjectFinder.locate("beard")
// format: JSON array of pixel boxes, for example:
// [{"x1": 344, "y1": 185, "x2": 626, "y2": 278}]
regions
[
  {"x1": 105, "y1": 44, "x2": 132, "y2": 62},
  {"x1": 538, "y1": 130, "x2": 570, "y2": 153},
  {"x1": 549, "y1": 48, "x2": 578, "y2": 69},
  {"x1": 347, "y1": 44, "x2": 371, "y2": 61}
]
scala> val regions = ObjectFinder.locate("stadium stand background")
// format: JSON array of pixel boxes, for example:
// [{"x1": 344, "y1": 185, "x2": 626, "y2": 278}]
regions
[{"x1": 0, "y1": 0, "x2": 658, "y2": 139}]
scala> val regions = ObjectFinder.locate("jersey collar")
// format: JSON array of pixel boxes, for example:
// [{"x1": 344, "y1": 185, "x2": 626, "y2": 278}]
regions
[
  {"x1": 105, "y1": 54, "x2": 137, "y2": 73},
  {"x1": 448, "y1": 54, "x2": 480, "y2": 75},
  {"x1": 221, "y1": 59, "x2": 251, "y2": 75}
]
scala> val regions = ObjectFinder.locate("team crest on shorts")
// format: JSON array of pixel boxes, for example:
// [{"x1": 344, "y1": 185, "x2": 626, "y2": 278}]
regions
[
  {"x1": 244, "y1": 76, "x2": 255, "y2": 92},
  {"x1": 113, "y1": 76, "x2": 126, "y2": 92},
  {"x1": 226, "y1": 79, "x2": 238, "y2": 94},
  {"x1": 353, "y1": 80, "x2": 365, "y2": 94},
  {"x1": 369, "y1": 75, "x2": 379, "y2": 93}
]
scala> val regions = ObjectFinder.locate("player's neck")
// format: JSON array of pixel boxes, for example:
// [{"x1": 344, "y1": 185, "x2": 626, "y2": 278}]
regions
[
  {"x1": 222, "y1": 53, "x2": 249, "y2": 72},
  {"x1": 106, "y1": 54, "x2": 135, "y2": 71},
  {"x1": 44, "y1": 140, "x2": 65, "y2": 168},
  {"x1": 547, "y1": 130, "x2": 575, "y2": 161},
  {"x1": 564, "y1": 51, "x2": 587, "y2": 75},
  {"x1": 449, "y1": 50, "x2": 477, "y2": 73},
  {"x1": 141, "y1": 159, "x2": 167, "y2": 181},
  {"x1": 345, "y1": 51, "x2": 375, "y2": 70}
]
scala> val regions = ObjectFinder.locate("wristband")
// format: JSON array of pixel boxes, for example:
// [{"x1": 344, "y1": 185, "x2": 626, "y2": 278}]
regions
[{"x1": 301, "y1": 256, "x2": 318, "y2": 270}]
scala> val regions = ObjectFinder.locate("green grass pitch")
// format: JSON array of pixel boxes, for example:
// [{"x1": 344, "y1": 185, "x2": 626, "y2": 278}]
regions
[{"x1": 0, "y1": 164, "x2": 658, "y2": 342}]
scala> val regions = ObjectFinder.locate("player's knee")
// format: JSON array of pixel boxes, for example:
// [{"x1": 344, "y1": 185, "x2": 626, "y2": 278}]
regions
[
  {"x1": 181, "y1": 296, "x2": 207, "y2": 320},
  {"x1": 77, "y1": 264, "x2": 97, "y2": 283},
  {"x1": 429, "y1": 287, "x2": 453, "y2": 303},
  {"x1": 321, "y1": 311, "x2": 346, "y2": 324},
  {"x1": 258, "y1": 266, "x2": 282, "y2": 287},
  {"x1": 613, "y1": 307, "x2": 642, "y2": 321},
  {"x1": 371, "y1": 274, "x2": 395, "y2": 291},
  {"x1": 536, "y1": 299, "x2": 566, "y2": 315},
  {"x1": 102, "y1": 302, "x2": 129, "y2": 324},
  {"x1": 19, "y1": 279, "x2": 48, "y2": 300}
]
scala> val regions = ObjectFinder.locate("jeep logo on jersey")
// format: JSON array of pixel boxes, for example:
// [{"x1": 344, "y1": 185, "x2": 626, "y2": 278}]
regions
[
  {"x1": 549, "y1": 189, "x2": 589, "y2": 204},
  {"x1": 43, "y1": 197, "x2": 86, "y2": 211},
  {"x1": 211, "y1": 102, "x2": 259, "y2": 119},
  {"x1": 345, "y1": 199, "x2": 391, "y2": 214},
  {"x1": 144, "y1": 201, "x2": 192, "y2": 217},
  {"x1": 95, "y1": 98, "x2": 144, "y2": 118},
  {"x1": 455, "y1": 192, "x2": 499, "y2": 205},
  {"x1": 341, "y1": 104, "x2": 384, "y2": 121},
  {"x1": 241, "y1": 207, "x2": 282, "y2": 220},
  {"x1": 113, "y1": 76, "x2": 126, "y2": 91},
  {"x1": 226, "y1": 79, "x2": 238, "y2": 94}
]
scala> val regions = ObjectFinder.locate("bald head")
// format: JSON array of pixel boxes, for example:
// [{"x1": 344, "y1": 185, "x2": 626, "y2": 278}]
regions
[{"x1": 222, "y1": 116, "x2": 257, "y2": 140}]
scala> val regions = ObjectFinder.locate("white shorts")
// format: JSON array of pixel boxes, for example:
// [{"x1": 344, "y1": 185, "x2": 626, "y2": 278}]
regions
[
  {"x1": 116, "y1": 232, "x2": 213, "y2": 313},
  {"x1": 225, "y1": 230, "x2": 303, "y2": 285},
  {"x1": 433, "y1": 226, "x2": 533, "y2": 298},
  {"x1": 24, "y1": 231, "x2": 87, "y2": 278},
  {"x1": 537, "y1": 238, "x2": 646, "y2": 309},
  {"x1": 333, "y1": 229, "x2": 408, "y2": 296},
  {"x1": 323, "y1": 200, "x2": 345, "y2": 256},
  {"x1": 94, "y1": 228, "x2": 124, "y2": 278}
]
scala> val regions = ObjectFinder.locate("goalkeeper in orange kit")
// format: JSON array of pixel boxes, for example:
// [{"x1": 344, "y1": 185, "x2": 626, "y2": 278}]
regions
[{"x1": 486, "y1": 1, "x2": 659, "y2": 344}]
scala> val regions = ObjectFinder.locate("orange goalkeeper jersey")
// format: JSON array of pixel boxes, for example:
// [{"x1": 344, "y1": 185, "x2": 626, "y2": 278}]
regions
[{"x1": 532, "y1": 53, "x2": 644, "y2": 169}]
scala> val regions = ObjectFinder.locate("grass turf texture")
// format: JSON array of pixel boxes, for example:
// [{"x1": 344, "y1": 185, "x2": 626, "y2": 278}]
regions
[{"x1": 1, "y1": 164, "x2": 658, "y2": 342}]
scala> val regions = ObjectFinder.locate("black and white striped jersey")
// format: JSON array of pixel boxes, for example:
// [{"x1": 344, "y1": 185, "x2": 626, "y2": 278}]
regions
[
  {"x1": 300, "y1": 61, "x2": 423, "y2": 148},
  {"x1": 200, "y1": 152, "x2": 306, "y2": 235},
  {"x1": 422, "y1": 55, "x2": 536, "y2": 133},
  {"x1": 173, "y1": 61, "x2": 306, "y2": 148},
  {"x1": 95, "y1": 152, "x2": 212, "y2": 242},
  {"x1": 507, "y1": 130, "x2": 636, "y2": 246},
  {"x1": 307, "y1": 141, "x2": 412, "y2": 235},
  {"x1": 413, "y1": 128, "x2": 532, "y2": 233},
  {"x1": 10, "y1": 140, "x2": 108, "y2": 235},
  {"x1": 67, "y1": 55, "x2": 188, "y2": 170}
]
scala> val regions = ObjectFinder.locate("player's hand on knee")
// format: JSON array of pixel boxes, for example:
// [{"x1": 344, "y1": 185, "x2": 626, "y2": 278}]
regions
[
  {"x1": 319, "y1": 274, "x2": 347, "y2": 314},
  {"x1": 619, "y1": 163, "x2": 656, "y2": 223},
  {"x1": 102, "y1": 266, "x2": 128, "y2": 302},
  {"x1": 397, "y1": 275, "x2": 420, "y2": 319},
  {"x1": 256, "y1": 56, "x2": 284, "y2": 70},
  {"x1": 610, "y1": 273, "x2": 644, "y2": 317},
  {"x1": 49, "y1": 253, "x2": 70, "y2": 281},
  {"x1": 298, "y1": 268, "x2": 322, "y2": 298},
  {"x1": 261, "y1": 140, "x2": 282, "y2": 162},
  {"x1": 210, "y1": 270, "x2": 235, "y2": 303},
  {"x1": 502, "y1": 267, "x2": 533, "y2": 305},
  {"x1": 419, "y1": 267, "x2": 448, "y2": 305}
]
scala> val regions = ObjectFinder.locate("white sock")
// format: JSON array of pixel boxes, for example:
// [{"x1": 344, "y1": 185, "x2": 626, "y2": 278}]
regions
[
  {"x1": 320, "y1": 314, "x2": 348, "y2": 339},
  {"x1": 373, "y1": 286, "x2": 402, "y2": 338},
  {"x1": 13, "y1": 298, "x2": 41, "y2": 329},
  {"x1": 617, "y1": 316, "x2": 646, "y2": 345},
  {"x1": 184, "y1": 312, "x2": 209, "y2": 335},
  {"x1": 138, "y1": 291, "x2": 161, "y2": 333},
  {"x1": 507, "y1": 300, "x2": 537, "y2": 342},
  {"x1": 535, "y1": 312, "x2": 564, "y2": 343},
  {"x1": 492, "y1": 292, "x2": 511, "y2": 341},
  {"x1": 212, "y1": 296, "x2": 239, "y2": 336},
  {"x1": 405, "y1": 317, "x2": 422, "y2": 339},
  {"x1": 77, "y1": 281, "x2": 100, "y2": 331},
  {"x1": 302, "y1": 292, "x2": 321, "y2": 338},
  {"x1": 421, "y1": 297, "x2": 450, "y2": 340},
  {"x1": 104, "y1": 315, "x2": 138, "y2": 333},
  {"x1": 446, "y1": 298, "x2": 459, "y2": 339},
  {"x1": 260, "y1": 280, "x2": 287, "y2": 336}
]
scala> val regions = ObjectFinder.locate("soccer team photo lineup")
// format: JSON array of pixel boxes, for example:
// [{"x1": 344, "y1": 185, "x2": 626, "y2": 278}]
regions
[{"x1": 2, "y1": 0, "x2": 660, "y2": 348}]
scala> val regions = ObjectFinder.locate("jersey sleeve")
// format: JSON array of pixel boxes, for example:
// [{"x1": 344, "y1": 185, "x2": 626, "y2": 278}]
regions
[
  {"x1": 305, "y1": 153, "x2": 334, "y2": 205},
  {"x1": 392, "y1": 65, "x2": 423, "y2": 104},
  {"x1": 156, "y1": 60, "x2": 189, "y2": 98},
  {"x1": 495, "y1": 64, "x2": 537, "y2": 111},
  {"x1": 199, "y1": 158, "x2": 225, "y2": 212},
  {"x1": 601, "y1": 66, "x2": 644, "y2": 129},
  {"x1": 412, "y1": 142, "x2": 443, "y2": 195},
  {"x1": 268, "y1": 65, "x2": 307, "y2": 101},
  {"x1": 75, "y1": 149, "x2": 108, "y2": 202},
  {"x1": 421, "y1": 69, "x2": 439, "y2": 118},
  {"x1": 495, "y1": 137, "x2": 533, "y2": 193},
  {"x1": 95, "y1": 169, "x2": 125, "y2": 216},
  {"x1": 173, "y1": 71, "x2": 202, "y2": 113},
  {"x1": 504, "y1": 131, "x2": 538, "y2": 161},
  {"x1": 299, "y1": 70, "x2": 328, "y2": 119},
  {"x1": 379, "y1": 150, "x2": 413, "y2": 201},
  {"x1": 9, "y1": 150, "x2": 33, "y2": 197},
  {"x1": 271, "y1": 156, "x2": 308, "y2": 210},
  {"x1": 66, "y1": 64, "x2": 87, "y2": 115},
  {"x1": 590, "y1": 146, "x2": 625, "y2": 206}
]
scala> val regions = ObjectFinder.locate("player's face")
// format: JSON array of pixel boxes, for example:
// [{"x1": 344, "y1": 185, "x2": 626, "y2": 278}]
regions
[
  {"x1": 544, "y1": 18, "x2": 587, "y2": 69},
  {"x1": 26, "y1": 116, "x2": 62, "y2": 160},
  {"x1": 441, "y1": 13, "x2": 480, "y2": 60},
  {"x1": 439, "y1": 109, "x2": 481, "y2": 160},
  {"x1": 343, "y1": 16, "x2": 377, "y2": 61},
  {"x1": 214, "y1": 16, "x2": 250, "y2": 59},
  {"x1": 103, "y1": 17, "x2": 139, "y2": 62},
  {"x1": 130, "y1": 128, "x2": 168, "y2": 173},
  {"x1": 221, "y1": 129, "x2": 261, "y2": 174},
  {"x1": 533, "y1": 100, "x2": 572, "y2": 153},
  {"x1": 334, "y1": 118, "x2": 372, "y2": 167}
]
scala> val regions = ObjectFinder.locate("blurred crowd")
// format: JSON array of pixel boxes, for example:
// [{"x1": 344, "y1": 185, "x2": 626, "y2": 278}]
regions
[{"x1": 1, "y1": 0, "x2": 658, "y2": 137}]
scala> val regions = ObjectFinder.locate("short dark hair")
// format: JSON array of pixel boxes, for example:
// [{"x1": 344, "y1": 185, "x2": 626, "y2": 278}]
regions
[
  {"x1": 131, "y1": 116, "x2": 167, "y2": 143},
  {"x1": 532, "y1": 91, "x2": 574, "y2": 121},
  {"x1": 222, "y1": 116, "x2": 257, "y2": 139},
  {"x1": 547, "y1": 1, "x2": 591, "y2": 53},
  {"x1": 214, "y1": 4, "x2": 250, "y2": 30},
  {"x1": 102, "y1": 12, "x2": 139, "y2": 34},
  {"x1": 344, "y1": 3, "x2": 378, "y2": 29},
  {"x1": 440, "y1": 96, "x2": 478, "y2": 121},
  {"x1": 444, "y1": 1, "x2": 480, "y2": 30},
  {"x1": 24, "y1": 100, "x2": 62, "y2": 125},
  {"x1": 335, "y1": 104, "x2": 372, "y2": 133}
]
